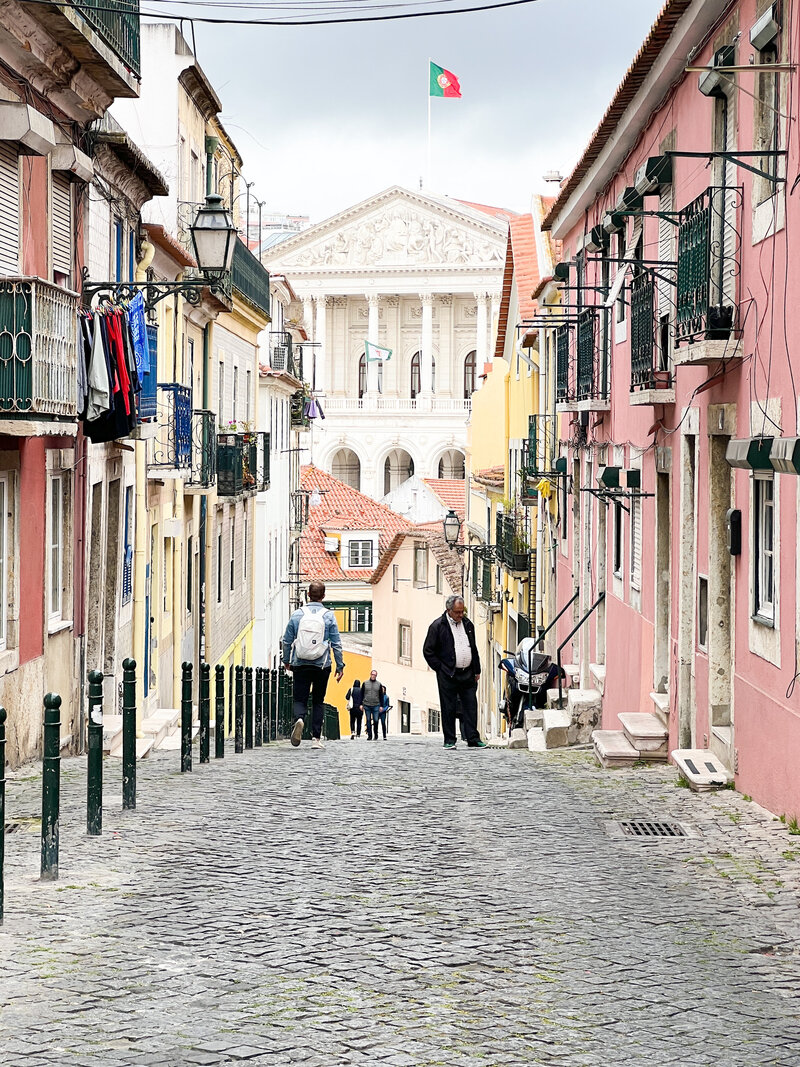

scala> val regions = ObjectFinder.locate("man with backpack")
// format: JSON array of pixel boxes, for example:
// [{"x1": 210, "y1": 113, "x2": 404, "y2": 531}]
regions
[{"x1": 282, "y1": 580, "x2": 344, "y2": 750}]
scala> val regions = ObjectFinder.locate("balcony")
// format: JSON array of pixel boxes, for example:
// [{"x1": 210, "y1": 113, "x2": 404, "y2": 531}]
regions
[
  {"x1": 232, "y1": 240, "x2": 271, "y2": 320},
  {"x1": 674, "y1": 186, "x2": 742, "y2": 366},
  {"x1": 148, "y1": 384, "x2": 191, "y2": 474},
  {"x1": 323, "y1": 397, "x2": 472, "y2": 415},
  {"x1": 291, "y1": 490, "x2": 310, "y2": 534},
  {"x1": 217, "y1": 432, "x2": 270, "y2": 497},
  {"x1": 495, "y1": 513, "x2": 531, "y2": 575},
  {"x1": 574, "y1": 308, "x2": 609, "y2": 411},
  {"x1": 471, "y1": 550, "x2": 495, "y2": 603},
  {"x1": 269, "y1": 331, "x2": 303, "y2": 380},
  {"x1": 630, "y1": 272, "x2": 675, "y2": 405},
  {"x1": 186, "y1": 411, "x2": 217, "y2": 491},
  {"x1": 0, "y1": 278, "x2": 78, "y2": 432},
  {"x1": 72, "y1": 0, "x2": 140, "y2": 76}
]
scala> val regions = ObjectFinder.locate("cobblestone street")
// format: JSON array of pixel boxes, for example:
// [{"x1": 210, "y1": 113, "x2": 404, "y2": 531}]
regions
[{"x1": 2, "y1": 738, "x2": 800, "y2": 1066}]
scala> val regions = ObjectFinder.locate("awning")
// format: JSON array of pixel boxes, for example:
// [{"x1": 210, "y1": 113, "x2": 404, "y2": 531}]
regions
[
  {"x1": 770, "y1": 437, "x2": 800, "y2": 474},
  {"x1": 725, "y1": 438, "x2": 774, "y2": 470},
  {"x1": 605, "y1": 220, "x2": 642, "y2": 307},
  {"x1": 0, "y1": 101, "x2": 56, "y2": 155}
]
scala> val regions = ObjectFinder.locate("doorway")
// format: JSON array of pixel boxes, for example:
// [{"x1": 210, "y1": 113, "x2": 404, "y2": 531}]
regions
[
  {"x1": 677, "y1": 435, "x2": 697, "y2": 748},
  {"x1": 399, "y1": 700, "x2": 411, "y2": 734},
  {"x1": 708, "y1": 434, "x2": 733, "y2": 766},
  {"x1": 654, "y1": 470, "x2": 671, "y2": 694}
]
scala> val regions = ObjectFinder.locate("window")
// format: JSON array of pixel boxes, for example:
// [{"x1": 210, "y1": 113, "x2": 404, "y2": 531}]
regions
[
  {"x1": 612, "y1": 501, "x2": 623, "y2": 579},
  {"x1": 413, "y1": 542, "x2": 428, "y2": 587},
  {"x1": 0, "y1": 144, "x2": 20, "y2": 273},
  {"x1": 229, "y1": 515, "x2": 235, "y2": 592},
  {"x1": 630, "y1": 492, "x2": 641, "y2": 591},
  {"x1": 435, "y1": 564, "x2": 443, "y2": 595},
  {"x1": 755, "y1": 31, "x2": 782, "y2": 202},
  {"x1": 392, "y1": 564, "x2": 399, "y2": 592},
  {"x1": 187, "y1": 338, "x2": 195, "y2": 392},
  {"x1": 754, "y1": 473, "x2": 775, "y2": 623},
  {"x1": 351, "y1": 606, "x2": 371, "y2": 632},
  {"x1": 48, "y1": 475, "x2": 63, "y2": 622},
  {"x1": 427, "y1": 707, "x2": 441, "y2": 733},
  {"x1": 615, "y1": 230, "x2": 626, "y2": 323},
  {"x1": 218, "y1": 361, "x2": 224, "y2": 424},
  {"x1": 163, "y1": 539, "x2": 173, "y2": 615},
  {"x1": 348, "y1": 540, "x2": 373, "y2": 568},
  {"x1": 464, "y1": 350, "x2": 477, "y2": 398},
  {"x1": 114, "y1": 218, "x2": 124, "y2": 282},
  {"x1": 217, "y1": 527, "x2": 223, "y2": 603},
  {"x1": 246, "y1": 369, "x2": 251, "y2": 424},
  {"x1": 51, "y1": 173, "x2": 72, "y2": 286},
  {"x1": 243, "y1": 506, "x2": 248, "y2": 583},
  {"x1": 233, "y1": 366, "x2": 239, "y2": 423},
  {"x1": 186, "y1": 535, "x2": 193, "y2": 614},
  {"x1": 358, "y1": 353, "x2": 366, "y2": 398},
  {"x1": 0, "y1": 475, "x2": 7, "y2": 649},
  {"x1": 398, "y1": 621, "x2": 412, "y2": 664},
  {"x1": 410, "y1": 351, "x2": 420, "y2": 398},
  {"x1": 698, "y1": 575, "x2": 708, "y2": 650},
  {"x1": 121, "y1": 485, "x2": 133, "y2": 606}
]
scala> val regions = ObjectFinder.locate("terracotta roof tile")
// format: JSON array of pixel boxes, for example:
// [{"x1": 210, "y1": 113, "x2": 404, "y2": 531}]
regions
[
  {"x1": 369, "y1": 527, "x2": 463, "y2": 595},
  {"x1": 421, "y1": 478, "x2": 466, "y2": 518},
  {"x1": 473, "y1": 465, "x2": 505, "y2": 491},
  {"x1": 493, "y1": 214, "x2": 542, "y2": 362},
  {"x1": 455, "y1": 199, "x2": 521, "y2": 221},
  {"x1": 298, "y1": 466, "x2": 410, "y2": 583}
]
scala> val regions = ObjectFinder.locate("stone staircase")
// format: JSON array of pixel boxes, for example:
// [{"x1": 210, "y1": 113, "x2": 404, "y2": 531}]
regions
[
  {"x1": 592, "y1": 695, "x2": 669, "y2": 769},
  {"x1": 103, "y1": 708, "x2": 184, "y2": 760},
  {"x1": 542, "y1": 662, "x2": 603, "y2": 750}
]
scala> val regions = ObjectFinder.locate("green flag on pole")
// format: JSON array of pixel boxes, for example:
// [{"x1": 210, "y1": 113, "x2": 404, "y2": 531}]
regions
[{"x1": 365, "y1": 340, "x2": 392, "y2": 362}]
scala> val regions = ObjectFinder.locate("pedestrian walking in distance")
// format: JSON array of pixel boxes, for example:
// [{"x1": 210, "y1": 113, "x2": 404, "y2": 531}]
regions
[
  {"x1": 346, "y1": 679, "x2": 364, "y2": 739},
  {"x1": 361, "y1": 669, "x2": 382, "y2": 742},
  {"x1": 423, "y1": 595, "x2": 487, "y2": 749},
  {"x1": 282, "y1": 580, "x2": 344, "y2": 750},
  {"x1": 377, "y1": 685, "x2": 392, "y2": 740}
]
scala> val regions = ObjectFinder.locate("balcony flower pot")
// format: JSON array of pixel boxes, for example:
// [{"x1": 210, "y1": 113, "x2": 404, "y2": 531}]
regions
[{"x1": 510, "y1": 552, "x2": 529, "y2": 574}]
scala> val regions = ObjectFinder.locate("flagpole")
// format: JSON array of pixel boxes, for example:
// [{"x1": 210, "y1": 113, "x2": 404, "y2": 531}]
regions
[{"x1": 426, "y1": 57, "x2": 431, "y2": 189}]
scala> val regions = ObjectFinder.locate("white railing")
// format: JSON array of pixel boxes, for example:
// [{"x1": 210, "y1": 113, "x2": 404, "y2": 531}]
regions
[
  {"x1": 0, "y1": 278, "x2": 78, "y2": 418},
  {"x1": 323, "y1": 396, "x2": 471, "y2": 415}
]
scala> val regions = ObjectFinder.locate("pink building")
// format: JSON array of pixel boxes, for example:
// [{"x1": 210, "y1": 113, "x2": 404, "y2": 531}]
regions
[{"x1": 540, "y1": 0, "x2": 800, "y2": 815}]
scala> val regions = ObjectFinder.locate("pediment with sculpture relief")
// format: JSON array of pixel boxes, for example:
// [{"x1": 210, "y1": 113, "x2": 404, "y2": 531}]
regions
[{"x1": 264, "y1": 187, "x2": 507, "y2": 271}]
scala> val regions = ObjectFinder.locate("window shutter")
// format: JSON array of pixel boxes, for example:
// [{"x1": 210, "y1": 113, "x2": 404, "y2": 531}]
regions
[
  {"x1": 658, "y1": 184, "x2": 673, "y2": 320},
  {"x1": 0, "y1": 144, "x2": 20, "y2": 274},
  {"x1": 52, "y1": 173, "x2": 72, "y2": 280},
  {"x1": 630, "y1": 495, "x2": 642, "y2": 591}
]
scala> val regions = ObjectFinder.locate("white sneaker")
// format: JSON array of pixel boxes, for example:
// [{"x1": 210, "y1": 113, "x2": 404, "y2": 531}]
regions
[
  {"x1": 351, "y1": 733, "x2": 355, "y2": 740},
  {"x1": 291, "y1": 718, "x2": 304, "y2": 747},
  {"x1": 311, "y1": 737, "x2": 325, "y2": 750}
]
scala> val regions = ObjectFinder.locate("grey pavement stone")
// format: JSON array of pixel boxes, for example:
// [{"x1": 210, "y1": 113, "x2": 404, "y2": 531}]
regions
[{"x1": 1, "y1": 740, "x2": 800, "y2": 1064}]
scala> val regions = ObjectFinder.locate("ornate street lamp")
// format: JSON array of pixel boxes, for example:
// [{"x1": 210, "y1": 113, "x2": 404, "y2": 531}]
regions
[
  {"x1": 442, "y1": 508, "x2": 462, "y2": 548},
  {"x1": 82, "y1": 194, "x2": 238, "y2": 311}
]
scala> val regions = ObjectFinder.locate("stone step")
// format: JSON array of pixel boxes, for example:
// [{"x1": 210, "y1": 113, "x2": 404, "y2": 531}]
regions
[
  {"x1": 619, "y1": 712, "x2": 668, "y2": 759},
  {"x1": 107, "y1": 735, "x2": 155, "y2": 761},
  {"x1": 102, "y1": 715, "x2": 123, "y2": 756},
  {"x1": 158, "y1": 724, "x2": 200, "y2": 752},
  {"x1": 507, "y1": 727, "x2": 528, "y2": 750},
  {"x1": 567, "y1": 688, "x2": 602, "y2": 745},
  {"x1": 542, "y1": 707, "x2": 571, "y2": 749},
  {"x1": 672, "y1": 748, "x2": 733, "y2": 791},
  {"x1": 589, "y1": 662, "x2": 606, "y2": 696},
  {"x1": 650, "y1": 691, "x2": 669, "y2": 727},
  {"x1": 142, "y1": 708, "x2": 180, "y2": 750},
  {"x1": 527, "y1": 727, "x2": 547, "y2": 752},
  {"x1": 592, "y1": 730, "x2": 638, "y2": 768}
]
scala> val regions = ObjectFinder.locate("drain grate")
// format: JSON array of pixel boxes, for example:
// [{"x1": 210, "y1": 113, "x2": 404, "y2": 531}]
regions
[{"x1": 606, "y1": 819, "x2": 693, "y2": 839}]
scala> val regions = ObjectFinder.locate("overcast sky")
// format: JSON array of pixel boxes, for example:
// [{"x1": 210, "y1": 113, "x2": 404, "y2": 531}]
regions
[{"x1": 181, "y1": 0, "x2": 663, "y2": 224}]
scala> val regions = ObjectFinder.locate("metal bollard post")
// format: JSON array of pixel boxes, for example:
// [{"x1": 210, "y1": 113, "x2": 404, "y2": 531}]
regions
[
  {"x1": 87, "y1": 670, "x2": 104, "y2": 836},
  {"x1": 181, "y1": 662, "x2": 193, "y2": 773},
  {"x1": 41, "y1": 693, "x2": 61, "y2": 881},
  {"x1": 228, "y1": 663, "x2": 234, "y2": 736},
  {"x1": 215, "y1": 665, "x2": 225, "y2": 759},
  {"x1": 122, "y1": 658, "x2": 136, "y2": 811},
  {"x1": 235, "y1": 666, "x2": 244, "y2": 754},
  {"x1": 254, "y1": 669, "x2": 263, "y2": 747},
  {"x1": 199, "y1": 663, "x2": 210, "y2": 764},
  {"x1": 0, "y1": 707, "x2": 5, "y2": 922},
  {"x1": 245, "y1": 667, "x2": 254, "y2": 750}
]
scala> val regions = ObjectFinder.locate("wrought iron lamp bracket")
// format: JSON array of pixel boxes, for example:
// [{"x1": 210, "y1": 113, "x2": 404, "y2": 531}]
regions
[
  {"x1": 81, "y1": 267, "x2": 231, "y2": 312},
  {"x1": 580, "y1": 486, "x2": 654, "y2": 514},
  {"x1": 665, "y1": 149, "x2": 786, "y2": 184}
]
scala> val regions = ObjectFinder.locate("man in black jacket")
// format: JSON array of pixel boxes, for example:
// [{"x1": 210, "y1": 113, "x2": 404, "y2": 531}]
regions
[{"x1": 423, "y1": 595, "x2": 487, "y2": 749}]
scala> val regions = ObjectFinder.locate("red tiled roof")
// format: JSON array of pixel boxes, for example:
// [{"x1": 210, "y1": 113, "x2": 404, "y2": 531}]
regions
[
  {"x1": 473, "y1": 465, "x2": 504, "y2": 491},
  {"x1": 493, "y1": 214, "x2": 542, "y2": 362},
  {"x1": 456, "y1": 199, "x2": 521, "y2": 221},
  {"x1": 421, "y1": 478, "x2": 466, "y2": 519},
  {"x1": 369, "y1": 526, "x2": 463, "y2": 594},
  {"x1": 298, "y1": 466, "x2": 410, "y2": 583},
  {"x1": 542, "y1": 0, "x2": 693, "y2": 232}
]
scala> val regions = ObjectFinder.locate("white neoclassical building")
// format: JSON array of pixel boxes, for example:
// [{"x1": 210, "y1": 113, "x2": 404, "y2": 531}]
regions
[{"x1": 262, "y1": 186, "x2": 509, "y2": 500}]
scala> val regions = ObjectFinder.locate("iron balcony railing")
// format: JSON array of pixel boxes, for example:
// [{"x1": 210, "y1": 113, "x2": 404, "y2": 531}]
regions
[
  {"x1": 676, "y1": 186, "x2": 740, "y2": 344},
  {"x1": 291, "y1": 490, "x2": 310, "y2": 533},
  {"x1": 217, "y1": 431, "x2": 270, "y2": 497},
  {"x1": 270, "y1": 330, "x2": 303, "y2": 380},
  {"x1": 555, "y1": 324, "x2": 571, "y2": 402},
  {"x1": 136, "y1": 324, "x2": 159, "y2": 423},
  {"x1": 186, "y1": 410, "x2": 217, "y2": 489},
  {"x1": 495, "y1": 513, "x2": 529, "y2": 572},
  {"x1": 576, "y1": 308, "x2": 596, "y2": 400},
  {"x1": 232, "y1": 240, "x2": 271, "y2": 319},
  {"x1": 0, "y1": 278, "x2": 78, "y2": 419},
  {"x1": 472, "y1": 550, "x2": 495, "y2": 603},
  {"x1": 69, "y1": 0, "x2": 141, "y2": 77},
  {"x1": 630, "y1": 271, "x2": 656, "y2": 390},
  {"x1": 150, "y1": 384, "x2": 191, "y2": 470}
]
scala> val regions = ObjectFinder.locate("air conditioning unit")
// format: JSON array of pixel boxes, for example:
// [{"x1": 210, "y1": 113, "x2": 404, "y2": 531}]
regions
[
  {"x1": 750, "y1": 5, "x2": 778, "y2": 51},
  {"x1": 698, "y1": 45, "x2": 735, "y2": 98},
  {"x1": 323, "y1": 535, "x2": 339, "y2": 553},
  {"x1": 271, "y1": 345, "x2": 288, "y2": 371}
]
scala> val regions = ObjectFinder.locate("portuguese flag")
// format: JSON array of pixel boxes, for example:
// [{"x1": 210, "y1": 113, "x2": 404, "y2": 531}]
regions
[{"x1": 430, "y1": 62, "x2": 461, "y2": 98}]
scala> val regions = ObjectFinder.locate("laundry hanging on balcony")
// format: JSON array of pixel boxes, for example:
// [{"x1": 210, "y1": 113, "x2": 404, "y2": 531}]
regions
[
  {"x1": 303, "y1": 396, "x2": 325, "y2": 420},
  {"x1": 78, "y1": 304, "x2": 141, "y2": 443}
]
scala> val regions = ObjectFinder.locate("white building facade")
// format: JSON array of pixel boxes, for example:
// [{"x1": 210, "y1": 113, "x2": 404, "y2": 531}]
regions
[{"x1": 263, "y1": 187, "x2": 508, "y2": 500}]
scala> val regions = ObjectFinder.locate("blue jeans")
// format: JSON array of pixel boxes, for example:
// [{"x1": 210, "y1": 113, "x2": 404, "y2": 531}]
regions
[
  {"x1": 364, "y1": 705, "x2": 379, "y2": 740},
  {"x1": 376, "y1": 710, "x2": 388, "y2": 739}
]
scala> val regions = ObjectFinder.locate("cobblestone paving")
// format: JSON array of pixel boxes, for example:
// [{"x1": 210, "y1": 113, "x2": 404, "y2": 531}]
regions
[{"x1": 2, "y1": 738, "x2": 800, "y2": 1066}]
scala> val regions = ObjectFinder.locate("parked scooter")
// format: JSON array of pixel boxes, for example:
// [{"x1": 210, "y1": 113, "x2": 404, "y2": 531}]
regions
[{"x1": 499, "y1": 638, "x2": 563, "y2": 730}]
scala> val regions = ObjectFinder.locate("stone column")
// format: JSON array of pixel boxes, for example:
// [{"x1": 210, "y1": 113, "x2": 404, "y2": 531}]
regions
[
  {"x1": 476, "y1": 292, "x2": 489, "y2": 370},
  {"x1": 302, "y1": 296, "x2": 314, "y2": 342},
  {"x1": 437, "y1": 295, "x2": 453, "y2": 396},
  {"x1": 489, "y1": 292, "x2": 501, "y2": 363},
  {"x1": 315, "y1": 296, "x2": 327, "y2": 394},
  {"x1": 420, "y1": 293, "x2": 434, "y2": 397},
  {"x1": 385, "y1": 296, "x2": 400, "y2": 395},
  {"x1": 366, "y1": 294, "x2": 380, "y2": 396}
]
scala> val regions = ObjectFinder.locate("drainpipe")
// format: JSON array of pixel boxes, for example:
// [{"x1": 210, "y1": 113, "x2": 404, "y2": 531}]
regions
[
  {"x1": 199, "y1": 137, "x2": 218, "y2": 665},
  {"x1": 133, "y1": 238, "x2": 155, "y2": 721}
]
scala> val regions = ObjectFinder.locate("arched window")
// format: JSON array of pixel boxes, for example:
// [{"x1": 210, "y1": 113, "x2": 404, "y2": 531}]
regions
[
  {"x1": 332, "y1": 448, "x2": 361, "y2": 490},
  {"x1": 438, "y1": 450, "x2": 466, "y2": 479},
  {"x1": 464, "y1": 350, "x2": 477, "y2": 398},
  {"x1": 384, "y1": 449, "x2": 415, "y2": 495},
  {"x1": 358, "y1": 354, "x2": 366, "y2": 399},
  {"x1": 410, "y1": 351, "x2": 435, "y2": 398}
]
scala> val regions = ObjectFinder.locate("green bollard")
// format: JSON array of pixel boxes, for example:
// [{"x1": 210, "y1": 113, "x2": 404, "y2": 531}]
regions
[
  {"x1": 122, "y1": 659, "x2": 136, "y2": 811},
  {"x1": 245, "y1": 667, "x2": 254, "y2": 750},
  {"x1": 0, "y1": 707, "x2": 5, "y2": 922},
  {"x1": 215, "y1": 665, "x2": 225, "y2": 759},
  {"x1": 199, "y1": 663, "x2": 210, "y2": 764},
  {"x1": 87, "y1": 670, "x2": 104, "y2": 837},
  {"x1": 228, "y1": 663, "x2": 234, "y2": 736},
  {"x1": 41, "y1": 693, "x2": 61, "y2": 881},
  {"x1": 254, "y1": 669, "x2": 263, "y2": 747},
  {"x1": 181, "y1": 661, "x2": 193, "y2": 773},
  {"x1": 235, "y1": 666, "x2": 244, "y2": 754}
]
